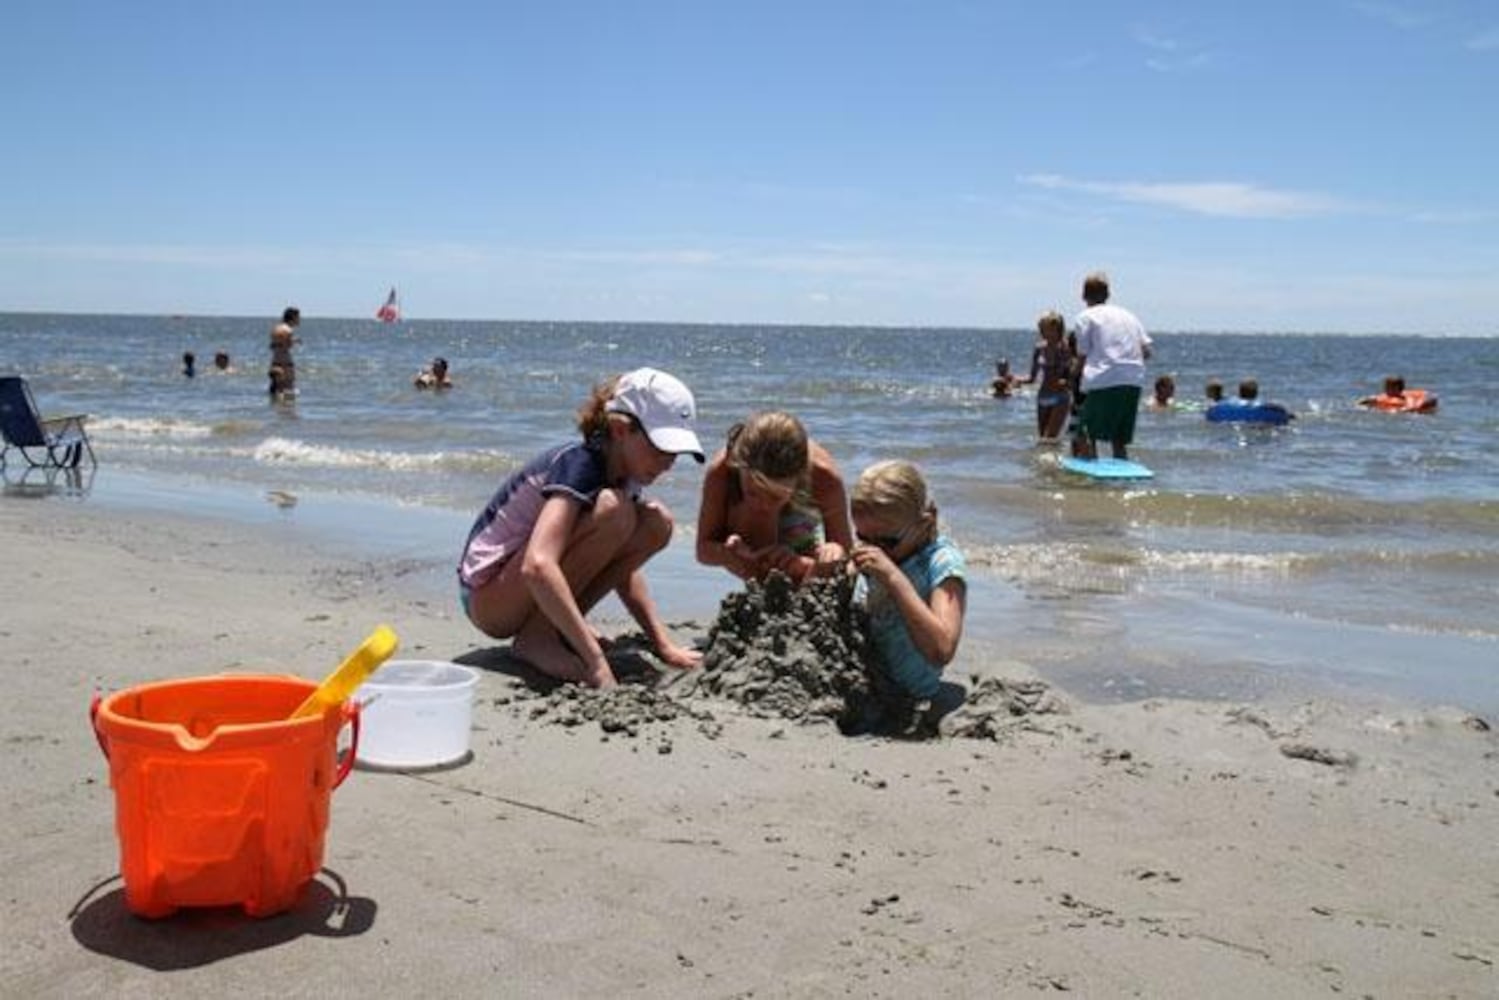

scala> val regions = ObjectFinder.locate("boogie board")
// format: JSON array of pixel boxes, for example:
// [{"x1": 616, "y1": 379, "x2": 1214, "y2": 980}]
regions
[
  {"x1": 1059, "y1": 456, "x2": 1154, "y2": 480},
  {"x1": 1206, "y1": 401, "x2": 1294, "y2": 426}
]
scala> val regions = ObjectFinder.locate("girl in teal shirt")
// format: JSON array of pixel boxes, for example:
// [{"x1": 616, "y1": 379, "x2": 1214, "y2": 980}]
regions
[{"x1": 849, "y1": 460, "x2": 967, "y2": 701}]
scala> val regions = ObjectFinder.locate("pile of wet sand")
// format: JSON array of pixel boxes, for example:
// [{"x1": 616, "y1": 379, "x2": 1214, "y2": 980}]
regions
[
  {"x1": 936, "y1": 675, "x2": 1068, "y2": 739},
  {"x1": 687, "y1": 570, "x2": 874, "y2": 727},
  {"x1": 489, "y1": 569, "x2": 1065, "y2": 741}
]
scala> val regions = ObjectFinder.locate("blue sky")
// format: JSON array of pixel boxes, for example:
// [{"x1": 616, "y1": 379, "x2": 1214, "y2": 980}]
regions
[{"x1": 3, "y1": 0, "x2": 1496, "y2": 333}]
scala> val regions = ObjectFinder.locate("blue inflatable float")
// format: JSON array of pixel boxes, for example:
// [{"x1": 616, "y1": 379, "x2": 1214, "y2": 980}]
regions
[{"x1": 1205, "y1": 401, "x2": 1295, "y2": 426}]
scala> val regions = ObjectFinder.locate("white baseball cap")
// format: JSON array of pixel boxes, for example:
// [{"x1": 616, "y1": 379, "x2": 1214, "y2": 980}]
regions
[{"x1": 605, "y1": 367, "x2": 704, "y2": 462}]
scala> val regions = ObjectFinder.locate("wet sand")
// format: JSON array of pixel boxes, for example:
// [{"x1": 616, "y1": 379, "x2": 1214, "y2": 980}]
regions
[{"x1": 3, "y1": 499, "x2": 1497, "y2": 998}]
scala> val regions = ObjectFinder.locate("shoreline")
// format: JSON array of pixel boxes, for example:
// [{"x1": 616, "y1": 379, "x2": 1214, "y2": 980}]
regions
[
  {"x1": 3, "y1": 492, "x2": 1496, "y2": 996},
  {"x1": 26, "y1": 465, "x2": 1497, "y2": 717}
]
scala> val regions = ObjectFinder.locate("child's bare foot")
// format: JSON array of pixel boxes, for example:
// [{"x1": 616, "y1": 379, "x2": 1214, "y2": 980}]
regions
[{"x1": 513, "y1": 620, "x2": 615, "y2": 687}]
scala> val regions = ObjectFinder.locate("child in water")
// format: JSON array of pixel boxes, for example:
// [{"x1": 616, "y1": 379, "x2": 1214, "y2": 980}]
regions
[
  {"x1": 696, "y1": 411, "x2": 853, "y2": 584},
  {"x1": 414, "y1": 356, "x2": 453, "y2": 389},
  {"x1": 1148, "y1": 374, "x2": 1177, "y2": 410},
  {"x1": 1359, "y1": 375, "x2": 1438, "y2": 413},
  {"x1": 989, "y1": 358, "x2": 1015, "y2": 398},
  {"x1": 458, "y1": 368, "x2": 704, "y2": 686},
  {"x1": 1013, "y1": 311, "x2": 1074, "y2": 439},
  {"x1": 849, "y1": 460, "x2": 967, "y2": 710}
]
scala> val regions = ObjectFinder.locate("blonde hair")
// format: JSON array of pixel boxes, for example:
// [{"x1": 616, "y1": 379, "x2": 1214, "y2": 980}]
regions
[
  {"x1": 727, "y1": 411, "x2": 809, "y2": 482},
  {"x1": 1037, "y1": 310, "x2": 1065, "y2": 338},
  {"x1": 852, "y1": 460, "x2": 936, "y2": 539}
]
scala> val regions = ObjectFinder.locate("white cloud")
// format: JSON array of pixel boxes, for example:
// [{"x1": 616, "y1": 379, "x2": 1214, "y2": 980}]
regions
[
  {"x1": 1133, "y1": 25, "x2": 1213, "y2": 72},
  {"x1": 1467, "y1": 26, "x2": 1499, "y2": 50},
  {"x1": 741, "y1": 250, "x2": 901, "y2": 278},
  {"x1": 1134, "y1": 28, "x2": 1184, "y2": 53},
  {"x1": 542, "y1": 248, "x2": 721, "y2": 267},
  {"x1": 1346, "y1": 1, "x2": 1431, "y2": 30},
  {"x1": 1407, "y1": 208, "x2": 1493, "y2": 225},
  {"x1": 0, "y1": 240, "x2": 289, "y2": 269},
  {"x1": 1144, "y1": 53, "x2": 1211, "y2": 73},
  {"x1": 1017, "y1": 174, "x2": 1348, "y2": 219}
]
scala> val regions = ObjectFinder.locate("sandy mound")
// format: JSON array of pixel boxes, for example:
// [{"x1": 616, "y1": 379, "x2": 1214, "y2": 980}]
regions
[
  {"x1": 937, "y1": 675, "x2": 1068, "y2": 739},
  {"x1": 686, "y1": 570, "x2": 874, "y2": 727},
  {"x1": 488, "y1": 570, "x2": 1065, "y2": 741}
]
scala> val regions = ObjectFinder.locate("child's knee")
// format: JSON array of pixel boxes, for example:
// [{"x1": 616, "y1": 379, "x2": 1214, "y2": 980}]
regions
[
  {"x1": 590, "y1": 488, "x2": 639, "y2": 542},
  {"x1": 634, "y1": 500, "x2": 675, "y2": 554}
]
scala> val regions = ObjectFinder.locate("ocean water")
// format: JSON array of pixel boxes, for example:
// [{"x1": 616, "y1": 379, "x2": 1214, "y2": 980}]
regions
[{"x1": 4, "y1": 313, "x2": 1496, "y2": 712}]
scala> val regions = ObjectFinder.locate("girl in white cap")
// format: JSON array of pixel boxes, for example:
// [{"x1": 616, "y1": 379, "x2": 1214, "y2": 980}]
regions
[{"x1": 458, "y1": 368, "x2": 704, "y2": 687}]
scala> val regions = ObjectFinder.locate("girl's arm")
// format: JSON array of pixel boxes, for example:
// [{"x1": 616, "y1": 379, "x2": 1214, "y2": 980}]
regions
[
  {"x1": 616, "y1": 564, "x2": 702, "y2": 670},
  {"x1": 1017, "y1": 345, "x2": 1043, "y2": 385},
  {"x1": 520, "y1": 495, "x2": 613, "y2": 683},
  {"x1": 695, "y1": 455, "x2": 760, "y2": 579},
  {"x1": 810, "y1": 443, "x2": 853, "y2": 552},
  {"x1": 881, "y1": 573, "x2": 967, "y2": 667},
  {"x1": 851, "y1": 543, "x2": 967, "y2": 667}
]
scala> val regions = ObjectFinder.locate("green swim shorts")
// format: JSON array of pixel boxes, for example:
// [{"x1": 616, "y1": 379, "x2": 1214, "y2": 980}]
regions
[{"x1": 1078, "y1": 385, "x2": 1142, "y2": 446}]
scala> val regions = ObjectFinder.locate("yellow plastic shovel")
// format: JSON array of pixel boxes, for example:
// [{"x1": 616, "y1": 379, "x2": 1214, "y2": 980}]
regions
[{"x1": 288, "y1": 625, "x2": 400, "y2": 720}]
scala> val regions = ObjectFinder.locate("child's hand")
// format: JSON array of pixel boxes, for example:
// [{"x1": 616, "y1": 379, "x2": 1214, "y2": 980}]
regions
[
  {"x1": 725, "y1": 534, "x2": 765, "y2": 578},
  {"x1": 850, "y1": 543, "x2": 898, "y2": 585},
  {"x1": 655, "y1": 639, "x2": 703, "y2": 671},
  {"x1": 811, "y1": 541, "x2": 847, "y2": 574},
  {"x1": 762, "y1": 545, "x2": 815, "y2": 583}
]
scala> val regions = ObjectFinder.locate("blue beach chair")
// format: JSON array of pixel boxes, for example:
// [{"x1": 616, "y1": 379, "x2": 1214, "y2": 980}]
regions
[{"x1": 0, "y1": 375, "x2": 97, "y2": 470}]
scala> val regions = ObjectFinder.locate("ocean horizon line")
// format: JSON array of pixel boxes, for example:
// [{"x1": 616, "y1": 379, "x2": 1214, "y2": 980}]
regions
[{"x1": 0, "y1": 308, "x2": 1487, "y2": 340}]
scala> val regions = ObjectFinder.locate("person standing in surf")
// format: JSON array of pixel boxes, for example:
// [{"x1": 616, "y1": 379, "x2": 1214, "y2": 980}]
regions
[
  {"x1": 1012, "y1": 310, "x2": 1075, "y2": 440},
  {"x1": 1070, "y1": 272, "x2": 1152, "y2": 460},
  {"x1": 268, "y1": 306, "x2": 300, "y2": 398}
]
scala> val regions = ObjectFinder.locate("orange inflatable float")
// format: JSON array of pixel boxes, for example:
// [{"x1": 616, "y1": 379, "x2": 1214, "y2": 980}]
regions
[
  {"x1": 1363, "y1": 389, "x2": 1437, "y2": 413},
  {"x1": 1360, "y1": 377, "x2": 1438, "y2": 414}
]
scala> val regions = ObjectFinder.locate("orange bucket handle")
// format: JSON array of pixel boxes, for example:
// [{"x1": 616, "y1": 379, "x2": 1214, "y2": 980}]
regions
[
  {"x1": 90, "y1": 693, "x2": 108, "y2": 759},
  {"x1": 90, "y1": 692, "x2": 360, "y2": 791},
  {"x1": 334, "y1": 700, "x2": 360, "y2": 789}
]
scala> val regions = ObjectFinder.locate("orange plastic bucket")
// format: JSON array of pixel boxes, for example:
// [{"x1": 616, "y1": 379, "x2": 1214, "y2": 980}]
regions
[{"x1": 90, "y1": 674, "x2": 360, "y2": 919}]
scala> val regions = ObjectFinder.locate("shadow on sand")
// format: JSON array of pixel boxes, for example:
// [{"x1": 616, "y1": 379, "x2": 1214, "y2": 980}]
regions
[
  {"x1": 68, "y1": 868, "x2": 376, "y2": 971},
  {"x1": 453, "y1": 634, "x2": 670, "y2": 690}
]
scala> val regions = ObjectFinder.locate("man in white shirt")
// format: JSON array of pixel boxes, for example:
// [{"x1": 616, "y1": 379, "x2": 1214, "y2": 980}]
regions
[{"x1": 1071, "y1": 272, "x2": 1152, "y2": 460}]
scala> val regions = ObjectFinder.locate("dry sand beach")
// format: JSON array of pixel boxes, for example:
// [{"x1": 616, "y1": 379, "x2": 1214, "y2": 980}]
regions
[{"x1": 2, "y1": 499, "x2": 1497, "y2": 999}]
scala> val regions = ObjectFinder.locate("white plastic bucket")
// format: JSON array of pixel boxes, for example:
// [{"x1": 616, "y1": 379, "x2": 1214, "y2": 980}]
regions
[{"x1": 356, "y1": 661, "x2": 479, "y2": 770}]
